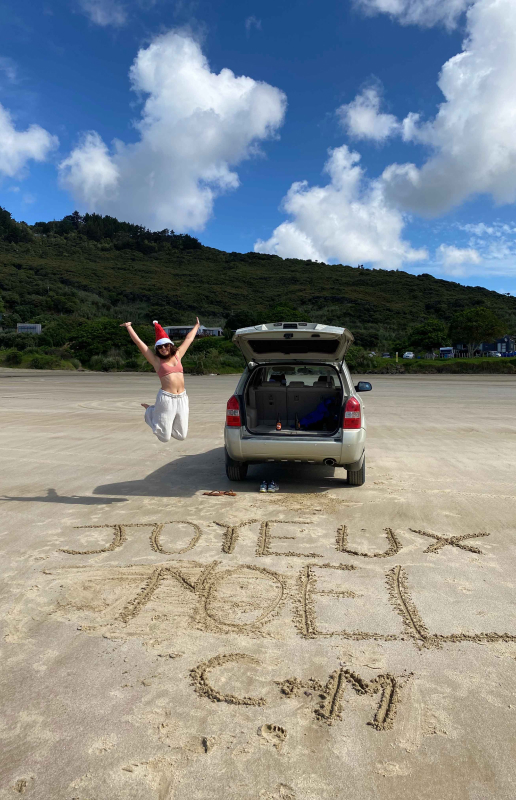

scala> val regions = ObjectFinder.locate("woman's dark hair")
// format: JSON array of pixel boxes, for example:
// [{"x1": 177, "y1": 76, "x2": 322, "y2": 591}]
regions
[{"x1": 156, "y1": 343, "x2": 178, "y2": 359}]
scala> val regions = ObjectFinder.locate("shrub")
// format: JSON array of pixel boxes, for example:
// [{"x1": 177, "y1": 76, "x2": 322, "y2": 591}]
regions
[
  {"x1": 137, "y1": 357, "x2": 154, "y2": 372},
  {"x1": 0, "y1": 333, "x2": 38, "y2": 351},
  {"x1": 5, "y1": 349, "x2": 22, "y2": 365},
  {"x1": 102, "y1": 357, "x2": 123, "y2": 371},
  {"x1": 70, "y1": 319, "x2": 153, "y2": 362},
  {"x1": 29, "y1": 354, "x2": 61, "y2": 369},
  {"x1": 90, "y1": 355, "x2": 105, "y2": 371},
  {"x1": 90, "y1": 354, "x2": 124, "y2": 371},
  {"x1": 344, "y1": 345, "x2": 382, "y2": 372},
  {"x1": 45, "y1": 347, "x2": 71, "y2": 359},
  {"x1": 71, "y1": 318, "x2": 129, "y2": 362}
]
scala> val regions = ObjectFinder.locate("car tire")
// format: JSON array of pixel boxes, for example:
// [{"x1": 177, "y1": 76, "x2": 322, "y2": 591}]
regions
[
  {"x1": 347, "y1": 456, "x2": 365, "y2": 486},
  {"x1": 225, "y1": 450, "x2": 248, "y2": 481}
]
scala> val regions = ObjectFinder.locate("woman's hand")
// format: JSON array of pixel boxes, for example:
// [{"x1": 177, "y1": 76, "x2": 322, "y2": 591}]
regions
[
  {"x1": 195, "y1": 317, "x2": 200, "y2": 325},
  {"x1": 120, "y1": 322, "x2": 132, "y2": 328}
]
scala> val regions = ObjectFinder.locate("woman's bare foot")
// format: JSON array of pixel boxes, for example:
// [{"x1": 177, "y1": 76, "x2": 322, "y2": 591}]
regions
[{"x1": 141, "y1": 403, "x2": 150, "y2": 409}]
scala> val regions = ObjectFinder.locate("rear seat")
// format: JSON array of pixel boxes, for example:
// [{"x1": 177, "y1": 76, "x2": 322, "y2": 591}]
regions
[
  {"x1": 251, "y1": 376, "x2": 341, "y2": 429},
  {"x1": 287, "y1": 382, "x2": 340, "y2": 423},
  {"x1": 254, "y1": 381, "x2": 288, "y2": 425}
]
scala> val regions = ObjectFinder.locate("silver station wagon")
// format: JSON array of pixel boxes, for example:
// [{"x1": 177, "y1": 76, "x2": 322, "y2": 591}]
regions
[{"x1": 224, "y1": 322, "x2": 371, "y2": 485}]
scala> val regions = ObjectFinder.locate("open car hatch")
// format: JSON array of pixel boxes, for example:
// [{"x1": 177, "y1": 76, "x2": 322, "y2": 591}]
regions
[{"x1": 232, "y1": 322, "x2": 354, "y2": 363}]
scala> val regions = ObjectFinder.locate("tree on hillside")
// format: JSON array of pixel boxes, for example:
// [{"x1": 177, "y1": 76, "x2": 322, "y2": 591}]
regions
[
  {"x1": 69, "y1": 318, "x2": 152, "y2": 362},
  {"x1": 354, "y1": 330, "x2": 380, "y2": 349},
  {"x1": 269, "y1": 303, "x2": 305, "y2": 322},
  {"x1": 449, "y1": 308, "x2": 505, "y2": 357},
  {"x1": 224, "y1": 311, "x2": 258, "y2": 332},
  {"x1": 409, "y1": 318, "x2": 449, "y2": 354},
  {"x1": 0, "y1": 207, "x2": 32, "y2": 243},
  {"x1": 31, "y1": 210, "x2": 202, "y2": 251}
]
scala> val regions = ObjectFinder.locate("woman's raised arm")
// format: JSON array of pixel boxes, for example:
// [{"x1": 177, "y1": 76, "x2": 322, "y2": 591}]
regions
[
  {"x1": 120, "y1": 322, "x2": 157, "y2": 367},
  {"x1": 176, "y1": 317, "x2": 200, "y2": 358}
]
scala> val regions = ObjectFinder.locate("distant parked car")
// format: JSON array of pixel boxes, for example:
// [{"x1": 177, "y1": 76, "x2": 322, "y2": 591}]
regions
[
  {"x1": 382, "y1": 352, "x2": 390, "y2": 358},
  {"x1": 488, "y1": 351, "x2": 502, "y2": 357},
  {"x1": 403, "y1": 351, "x2": 415, "y2": 359}
]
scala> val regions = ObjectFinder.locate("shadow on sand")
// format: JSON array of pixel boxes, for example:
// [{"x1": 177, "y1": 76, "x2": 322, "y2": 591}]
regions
[
  {"x1": 0, "y1": 488, "x2": 128, "y2": 505},
  {"x1": 94, "y1": 447, "x2": 350, "y2": 498}
]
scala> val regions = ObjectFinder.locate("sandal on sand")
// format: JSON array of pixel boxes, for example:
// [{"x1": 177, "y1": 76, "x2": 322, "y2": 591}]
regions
[{"x1": 203, "y1": 491, "x2": 237, "y2": 497}]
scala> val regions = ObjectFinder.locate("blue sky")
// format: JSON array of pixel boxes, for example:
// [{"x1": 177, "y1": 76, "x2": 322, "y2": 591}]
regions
[{"x1": 1, "y1": 0, "x2": 516, "y2": 295}]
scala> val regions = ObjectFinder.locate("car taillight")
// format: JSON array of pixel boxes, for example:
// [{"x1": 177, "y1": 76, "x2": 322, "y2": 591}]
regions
[
  {"x1": 343, "y1": 396, "x2": 361, "y2": 429},
  {"x1": 226, "y1": 395, "x2": 241, "y2": 427}
]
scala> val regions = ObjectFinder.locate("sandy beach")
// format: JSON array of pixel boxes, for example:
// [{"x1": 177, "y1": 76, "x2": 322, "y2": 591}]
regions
[{"x1": 1, "y1": 370, "x2": 515, "y2": 800}]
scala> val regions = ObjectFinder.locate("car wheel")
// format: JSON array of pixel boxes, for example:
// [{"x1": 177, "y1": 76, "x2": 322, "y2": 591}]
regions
[
  {"x1": 347, "y1": 456, "x2": 365, "y2": 486},
  {"x1": 225, "y1": 450, "x2": 248, "y2": 481}
]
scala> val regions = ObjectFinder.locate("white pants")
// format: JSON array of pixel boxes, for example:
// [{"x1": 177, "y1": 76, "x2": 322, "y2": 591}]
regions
[{"x1": 144, "y1": 390, "x2": 189, "y2": 443}]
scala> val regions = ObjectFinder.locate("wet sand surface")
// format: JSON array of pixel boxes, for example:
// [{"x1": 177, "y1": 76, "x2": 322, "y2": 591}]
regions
[{"x1": 1, "y1": 370, "x2": 515, "y2": 800}]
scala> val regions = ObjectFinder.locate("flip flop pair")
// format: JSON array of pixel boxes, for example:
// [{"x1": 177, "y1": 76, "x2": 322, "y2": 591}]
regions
[{"x1": 203, "y1": 491, "x2": 237, "y2": 496}]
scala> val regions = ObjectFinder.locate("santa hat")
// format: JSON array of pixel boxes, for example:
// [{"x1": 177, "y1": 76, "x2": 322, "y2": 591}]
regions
[{"x1": 153, "y1": 320, "x2": 174, "y2": 348}]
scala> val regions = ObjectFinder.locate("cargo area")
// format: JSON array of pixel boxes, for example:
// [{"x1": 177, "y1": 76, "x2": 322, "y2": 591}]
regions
[{"x1": 244, "y1": 365, "x2": 345, "y2": 435}]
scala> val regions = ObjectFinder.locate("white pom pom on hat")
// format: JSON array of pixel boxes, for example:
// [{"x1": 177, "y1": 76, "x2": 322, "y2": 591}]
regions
[{"x1": 153, "y1": 320, "x2": 158, "y2": 324}]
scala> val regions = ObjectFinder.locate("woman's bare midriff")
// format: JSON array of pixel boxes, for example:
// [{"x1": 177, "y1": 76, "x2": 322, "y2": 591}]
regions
[{"x1": 158, "y1": 372, "x2": 186, "y2": 394}]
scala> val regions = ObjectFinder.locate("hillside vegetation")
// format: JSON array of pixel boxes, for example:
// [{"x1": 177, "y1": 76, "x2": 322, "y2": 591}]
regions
[{"x1": 1, "y1": 207, "x2": 515, "y2": 373}]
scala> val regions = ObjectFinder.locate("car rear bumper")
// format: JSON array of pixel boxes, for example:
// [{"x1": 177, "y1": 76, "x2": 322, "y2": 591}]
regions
[{"x1": 224, "y1": 426, "x2": 366, "y2": 467}]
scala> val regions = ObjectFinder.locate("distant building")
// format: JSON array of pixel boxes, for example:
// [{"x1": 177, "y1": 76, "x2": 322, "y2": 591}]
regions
[
  {"x1": 164, "y1": 325, "x2": 223, "y2": 340},
  {"x1": 17, "y1": 323, "x2": 42, "y2": 335},
  {"x1": 480, "y1": 335, "x2": 515, "y2": 354},
  {"x1": 452, "y1": 334, "x2": 515, "y2": 357}
]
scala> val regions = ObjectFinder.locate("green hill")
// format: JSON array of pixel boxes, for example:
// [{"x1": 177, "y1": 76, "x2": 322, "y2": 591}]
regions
[{"x1": 1, "y1": 206, "x2": 515, "y2": 372}]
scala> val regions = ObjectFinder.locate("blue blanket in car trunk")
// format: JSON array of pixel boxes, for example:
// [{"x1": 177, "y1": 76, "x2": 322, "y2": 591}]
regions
[{"x1": 300, "y1": 396, "x2": 336, "y2": 428}]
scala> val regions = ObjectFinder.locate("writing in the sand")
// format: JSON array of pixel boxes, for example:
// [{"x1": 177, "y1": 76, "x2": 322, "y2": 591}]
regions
[
  {"x1": 61, "y1": 557, "x2": 516, "y2": 650},
  {"x1": 59, "y1": 519, "x2": 490, "y2": 558},
  {"x1": 190, "y1": 653, "x2": 407, "y2": 732}
]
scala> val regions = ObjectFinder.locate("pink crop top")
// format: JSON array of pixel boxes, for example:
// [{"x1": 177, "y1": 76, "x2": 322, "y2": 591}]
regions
[{"x1": 158, "y1": 357, "x2": 183, "y2": 378}]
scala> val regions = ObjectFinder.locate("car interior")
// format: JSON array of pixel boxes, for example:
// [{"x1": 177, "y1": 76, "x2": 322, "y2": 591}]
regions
[{"x1": 244, "y1": 364, "x2": 344, "y2": 434}]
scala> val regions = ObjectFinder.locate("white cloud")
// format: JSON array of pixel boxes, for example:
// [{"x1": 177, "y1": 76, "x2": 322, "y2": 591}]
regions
[
  {"x1": 0, "y1": 103, "x2": 58, "y2": 179},
  {"x1": 78, "y1": 0, "x2": 127, "y2": 27},
  {"x1": 338, "y1": 85, "x2": 400, "y2": 142},
  {"x1": 429, "y1": 221, "x2": 516, "y2": 277},
  {"x1": 245, "y1": 15, "x2": 262, "y2": 34},
  {"x1": 59, "y1": 31, "x2": 286, "y2": 231},
  {"x1": 353, "y1": 0, "x2": 472, "y2": 30},
  {"x1": 59, "y1": 131, "x2": 120, "y2": 206},
  {"x1": 379, "y1": 0, "x2": 516, "y2": 216},
  {"x1": 452, "y1": 220, "x2": 516, "y2": 275},
  {"x1": 346, "y1": 0, "x2": 516, "y2": 218},
  {"x1": 255, "y1": 0, "x2": 516, "y2": 274},
  {"x1": 0, "y1": 57, "x2": 17, "y2": 82},
  {"x1": 437, "y1": 244, "x2": 481, "y2": 275},
  {"x1": 254, "y1": 145, "x2": 428, "y2": 269},
  {"x1": 459, "y1": 221, "x2": 516, "y2": 239}
]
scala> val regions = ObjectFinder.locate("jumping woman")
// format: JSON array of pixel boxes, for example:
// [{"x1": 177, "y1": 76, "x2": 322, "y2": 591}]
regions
[{"x1": 120, "y1": 318, "x2": 200, "y2": 442}]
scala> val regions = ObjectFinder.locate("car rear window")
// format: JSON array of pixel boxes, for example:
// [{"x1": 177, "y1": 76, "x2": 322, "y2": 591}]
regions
[
  {"x1": 247, "y1": 338, "x2": 340, "y2": 355},
  {"x1": 262, "y1": 365, "x2": 340, "y2": 387}
]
